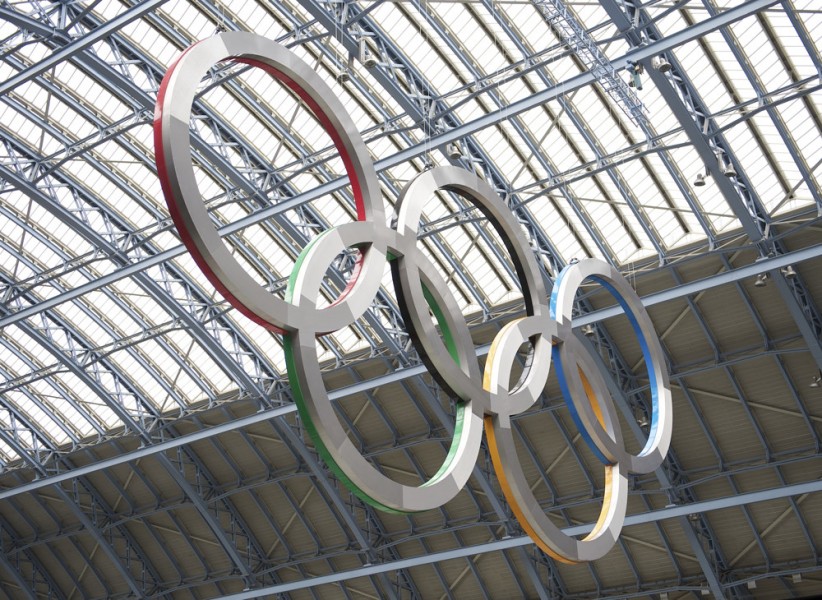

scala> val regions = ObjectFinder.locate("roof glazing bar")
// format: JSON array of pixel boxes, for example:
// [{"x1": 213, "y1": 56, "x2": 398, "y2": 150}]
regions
[
  {"x1": 0, "y1": 0, "x2": 167, "y2": 96},
  {"x1": 0, "y1": 0, "x2": 778, "y2": 333}
]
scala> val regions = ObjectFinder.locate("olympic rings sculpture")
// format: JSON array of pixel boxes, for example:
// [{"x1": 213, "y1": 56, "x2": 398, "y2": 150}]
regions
[{"x1": 155, "y1": 32, "x2": 673, "y2": 564}]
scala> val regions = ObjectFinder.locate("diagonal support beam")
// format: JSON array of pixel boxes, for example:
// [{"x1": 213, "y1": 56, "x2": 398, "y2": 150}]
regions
[
  {"x1": 0, "y1": 0, "x2": 167, "y2": 96},
  {"x1": 608, "y1": 0, "x2": 822, "y2": 374},
  {"x1": 215, "y1": 479, "x2": 822, "y2": 599},
  {"x1": 0, "y1": 0, "x2": 780, "y2": 334},
  {"x1": 2, "y1": 242, "x2": 820, "y2": 501}
]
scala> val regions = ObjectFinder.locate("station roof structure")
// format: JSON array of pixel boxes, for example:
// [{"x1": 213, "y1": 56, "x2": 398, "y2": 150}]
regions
[{"x1": 0, "y1": 0, "x2": 821, "y2": 598}]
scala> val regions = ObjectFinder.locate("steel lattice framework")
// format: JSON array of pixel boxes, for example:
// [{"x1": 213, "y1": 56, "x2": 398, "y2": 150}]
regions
[{"x1": 0, "y1": 0, "x2": 821, "y2": 598}]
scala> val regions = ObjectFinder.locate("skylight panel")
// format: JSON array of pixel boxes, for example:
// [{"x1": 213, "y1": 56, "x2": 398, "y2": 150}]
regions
[
  {"x1": 463, "y1": 5, "x2": 520, "y2": 71},
  {"x1": 0, "y1": 225, "x2": 48, "y2": 283},
  {"x1": 330, "y1": 325, "x2": 369, "y2": 359},
  {"x1": 55, "y1": 302, "x2": 114, "y2": 353},
  {"x1": 731, "y1": 19, "x2": 792, "y2": 93},
  {"x1": 412, "y1": 6, "x2": 475, "y2": 84},
  {"x1": 495, "y1": 75, "x2": 532, "y2": 107},
  {"x1": 472, "y1": 125, "x2": 519, "y2": 178},
  {"x1": 664, "y1": 144, "x2": 721, "y2": 232},
  {"x1": 56, "y1": 59, "x2": 133, "y2": 124},
  {"x1": 14, "y1": 392, "x2": 71, "y2": 445},
  {"x1": 674, "y1": 41, "x2": 733, "y2": 117},
  {"x1": 107, "y1": 275, "x2": 168, "y2": 327},
  {"x1": 644, "y1": 151, "x2": 707, "y2": 240},
  {"x1": 58, "y1": 371, "x2": 121, "y2": 430},
  {"x1": 571, "y1": 92, "x2": 627, "y2": 155},
  {"x1": 107, "y1": 349, "x2": 169, "y2": 408},
  {"x1": 6, "y1": 324, "x2": 57, "y2": 376},
  {"x1": 451, "y1": 92, "x2": 488, "y2": 126},
  {"x1": 168, "y1": 251, "x2": 224, "y2": 305},
  {"x1": 555, "y1": 105, "x2": 597, "y2": 165},
  {"x1": 5, "y1": 193, "x2": 93, "y2": 260},
  {"x1": 372, "y1": 8, "x2": 452, "y2": 93},
  {"x1": 225, "y1": 312, "x2": 286, "y2": 378},
  {"x1": 158, "y1": 0, "x2": 215, "y2": 42},
  {"x1": 723, "y1": 122, "x2": 780, "y2": 212},
  {"x1": 752, "y1": 111, "x2": 800, "y2": 185},
  {"x1": 450, "y1": 10, "x2": 508, "y2": 77},
  {"x1": 92, "y1": 0, "x2": 127, "y2": 22},
  {"x1": 0, "y1": 343, "x2": 33, "y2": 384},
  {"x1": 0, "y1": 110, "x2": 50, "y2": 156},
  {"x1": 614, "y1": 160, "x2": 682, "y2": 249},
  {"x1": 27, "y1": 381, "x2": 97, "y2": 439},
  {"x1": 777, "y1": 100, "x2": 822, "y2": 200},
  {"x1": 506, "y1": 3, "x2": 556, "y2": 57},
  {"x1": 164, "y1": 328, "x2": 232, "y2": 396},
  {"x1": 584, "y1": 175, "x2": 651, "y2": 262},
  {"x1": 0, "y1": 433, "x2": 20, "y2": 465},
  {"x1": 530, "y1": 105, "x2": 576, "y2": 175},
  {"x1": 0, "y1": 244, "x2": 27, "y2": 281},
  {"x1": 82, "y1": 288, "x2": 141, "y2": 340},
  {"x1": 117, "y1": 15, "x2": 185, "y2": 73},
  {"x1": 544, "y1": 51, "x2": 584, "y2": 85},
  {"x1": 528, "y1": 191, "x2": 598, "y2": 263},
  {"x1": 232, "y1": 2, "x2": 280, "y2": 35},
  {"x1": 767, "y1": 13, "x2": 819, "y2": 82}
]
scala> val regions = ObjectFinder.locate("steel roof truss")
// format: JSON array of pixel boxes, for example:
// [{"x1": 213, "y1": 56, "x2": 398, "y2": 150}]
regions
[
  {"x1": 615, "y1": 2, "x2": 822, "y2": 378},
  {"x1": 0, "y1": 0, "x2": 780, "y2": 338}
]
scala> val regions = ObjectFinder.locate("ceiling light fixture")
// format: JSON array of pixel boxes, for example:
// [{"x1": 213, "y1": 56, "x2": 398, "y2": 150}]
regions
[
  {"x1": 780, "y1": 265, "x2": 797, "y2": 279},
  {"x1": 694, "y1": 173, "x2": 706, "y2": 187},
  {"x1": 754, "y1": 273, "x2": 768, "y2": 288},
  {"x1": 446, "y1": 142, "x2": 462, "y2": 160},
  {"x1": 359, "y1": 39, "x2": 378, "y2": 68},
  {"x1": 810, "y1": 372, "x2": 821, "y2": 388},
  {"x1": 715, "y1": 149, "x2": 736, "y2": 178},
  {"x1": 581, "y1": 323, "x2": 596, "y2": 337},
  {"x1": 652, "y1": 55, "x2": 672, "y2": 73}
]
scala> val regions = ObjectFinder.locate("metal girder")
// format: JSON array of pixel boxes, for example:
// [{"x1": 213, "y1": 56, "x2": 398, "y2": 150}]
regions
[
  {"x1": 599, "y1": 0, "x2": 822, "y2": 375},
  {"x1": 700, "y1": 0, "x2": 822, "y2": 214},
  {"x1": 411, "y1": 0, "x2": 619, "y2": 263},
  {"x1": 214, "y1": 479, "x2": 822, "y2": 599},
  {"x1": 0, "y1": 528, "x2": 39, "y2": 599},
  {"x1": 301, "y1": 0, "x2": 564, "y2": 290},
  {"x1": 0, "y1": 1, "x2": 816, "y2": 596},
  {"x1": 260, "y1": 6, "x2": 552, "y2": 587},
  {"x1": 0, "y1": 409, "x2": 147, "y2": 597},
  {"x1": 0, "y1": 0, "x2": 779, "y2": 335},
  {"x1": 3, "y1": 241, "x2": 821, "y2": 501},
  {"x1": 0, "y1": 151, "x2": 273, "y2": 590},
  {"x1": 597, "y1": 1, "x2": 821, "y2": 592},
  {"x1": 0, "y1": 0, "x2": 166, "y2": 97},
  {"x1": 581, "y1": 329, "x2": 729, "y2": 599},
  {"x1": 2, "y1": 142, "x2": 397, "y2": 598},
  {"x1": 534, "y1": 0, "x2": 646, "y2": 127},
  {"x1": 37, "y1": 11, "x2": 430, "y2": 590}
]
